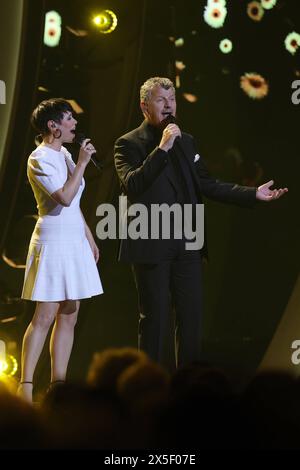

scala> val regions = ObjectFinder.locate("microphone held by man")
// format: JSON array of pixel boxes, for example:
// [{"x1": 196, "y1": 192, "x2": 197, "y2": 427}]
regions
[{"x1": 158, "y1": 113, "x2": 182, "y2": 153}]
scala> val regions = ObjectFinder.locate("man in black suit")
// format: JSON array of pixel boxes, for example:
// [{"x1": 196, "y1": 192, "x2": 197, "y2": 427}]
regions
[{"x1": 114, "y1": 77, "x2": 288, "y2": 369}]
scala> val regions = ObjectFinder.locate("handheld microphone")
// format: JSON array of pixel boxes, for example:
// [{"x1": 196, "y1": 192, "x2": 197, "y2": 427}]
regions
[
  {"x1": 160, "y1": 113, "x2": 177, "y2": 129},
  {"x1": 161, "y1": 113, "x2": 182, "y2": 144},
  {"x1": 160, "y1": 113, "x2": 186, "y2": 159},
  {"x1": 74, "y1": 132, "x2": 103, "y2": 171}
]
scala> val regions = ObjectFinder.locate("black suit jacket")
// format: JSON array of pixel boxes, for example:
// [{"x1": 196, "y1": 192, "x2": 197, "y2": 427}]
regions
[{"x1": 114, "y1": 120, "x2": 256, "y2": 263}]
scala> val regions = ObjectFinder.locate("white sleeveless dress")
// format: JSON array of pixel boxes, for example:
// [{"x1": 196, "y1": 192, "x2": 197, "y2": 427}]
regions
[{"x1": 21, "y1": 144, "x2": 103, "y2": 301}]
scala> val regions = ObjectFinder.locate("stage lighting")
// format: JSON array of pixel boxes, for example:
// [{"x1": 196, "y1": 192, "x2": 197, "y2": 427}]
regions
[
  {"x1": 0, "y1": 339, "x2": 5, "y2": 357},
  {"x1": 0, "y1": 341, "x2": 17, "y2": 376},
  {"x1": 204, "y1": 3, "x2": 227, "y2": 28},
  {"x1": 0, "y1": 79, "x2": 6, "y2": 104},
  {"x1": 0, "y1": 339, "x2": 7, "y2": 373},
  {"x1": 66, "y1": 99, "x2": 84, "y2": 114},
  {"x1": 0, "y1": 359, "x2": 8, "y2": 374},
  {"x1": 44, "y1": 10, "x2": 62, "y2": 47},
  {"x1": 285, "y1": 32, "x2": 300, "y2": 56},
  {"x1": 5, "y1": 355, "x2": 18, "y2": 376},
  {"x1": 175, "y1": 38, "x2": 184, "y2": 47},
  {"x1": 0, "y1": 356, "x2": 18, "y2": 377},
  {"x1": 240, "y1": 72, "x2": 269, "y2": 99},
  {"x1": 92, "y1": 10, "x2": 117, "y2": 34},
  {"x1": 219, "y1": 38, "x2": 232, "y2": 54},
  {"x1": 183, "y1": 93, "x2": 198, "y2": 103}
]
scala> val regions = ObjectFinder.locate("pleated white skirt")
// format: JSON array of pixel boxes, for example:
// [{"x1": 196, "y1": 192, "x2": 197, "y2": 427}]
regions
[{"x1": 21, "y1": 219, "x2": 103, "y2": 302}]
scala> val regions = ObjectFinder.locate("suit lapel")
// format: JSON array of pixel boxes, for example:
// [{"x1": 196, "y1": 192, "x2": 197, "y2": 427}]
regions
[{"x1": 179, "y1": 138, "x2": 203, "y2": 192}]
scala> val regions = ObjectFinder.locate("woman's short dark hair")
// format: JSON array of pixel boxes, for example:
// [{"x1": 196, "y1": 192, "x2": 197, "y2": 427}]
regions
[{"x1": 31, "y1": 98, "x2": 74, "y2": 137}]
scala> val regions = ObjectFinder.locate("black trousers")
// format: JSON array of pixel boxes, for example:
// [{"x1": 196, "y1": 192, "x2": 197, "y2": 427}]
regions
[{"x1": 133, "y1": 239, "x2": 203, "y2": 370}]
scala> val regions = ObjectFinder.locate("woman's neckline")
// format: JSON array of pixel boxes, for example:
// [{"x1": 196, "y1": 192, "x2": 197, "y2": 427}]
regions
[{"x1": 39, "y1": 143, "x2": 63, "y2": 153}]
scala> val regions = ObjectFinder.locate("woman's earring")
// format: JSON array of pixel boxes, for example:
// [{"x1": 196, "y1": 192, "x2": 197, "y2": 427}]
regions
[{"x1": 53, "y1": 128, "x2": 62, "y2": 139}]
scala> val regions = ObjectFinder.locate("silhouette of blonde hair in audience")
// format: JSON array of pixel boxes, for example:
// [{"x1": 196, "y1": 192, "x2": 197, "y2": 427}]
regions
[{"x1": 86, "y1": 347, "x2": 149, "y2": 393}]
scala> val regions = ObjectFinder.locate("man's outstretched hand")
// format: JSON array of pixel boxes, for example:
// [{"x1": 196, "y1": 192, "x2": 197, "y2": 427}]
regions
[{"x1": 256, "y1": 180, "x2": 288, "y2": 201}]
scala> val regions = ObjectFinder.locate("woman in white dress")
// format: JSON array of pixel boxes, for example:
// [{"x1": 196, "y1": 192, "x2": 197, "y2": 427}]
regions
[{"x1": 17, "y1": 98, "x2": 103, "y2": 402}]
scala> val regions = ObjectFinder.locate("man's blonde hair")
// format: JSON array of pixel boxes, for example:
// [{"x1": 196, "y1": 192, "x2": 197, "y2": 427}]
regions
[{"x1": 140, "y1": 77, "x2": 175, "y2": 103}]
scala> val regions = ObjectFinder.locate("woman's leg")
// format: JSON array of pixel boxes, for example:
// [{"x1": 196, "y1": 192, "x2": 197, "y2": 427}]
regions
[
  {"x1": 49, "y1": 300, "x2": 80, "y2": 382},
  {"x1": 18, "y1": 301, "x2": 59, "y2": 402}
]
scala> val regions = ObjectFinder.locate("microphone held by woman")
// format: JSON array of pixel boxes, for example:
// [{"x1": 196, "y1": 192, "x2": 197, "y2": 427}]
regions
[{"x1": 74, "y1": 132, "x2": 103, "y2": 170}]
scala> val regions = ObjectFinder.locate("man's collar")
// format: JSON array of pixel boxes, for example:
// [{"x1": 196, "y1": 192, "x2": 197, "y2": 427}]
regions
[{"x1": 138, "y1": 120, "x2": 162, "y2": 142}]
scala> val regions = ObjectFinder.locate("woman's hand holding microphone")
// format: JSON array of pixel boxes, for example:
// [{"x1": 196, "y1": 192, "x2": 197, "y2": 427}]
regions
[{"x1": 78, "y1": 138, "x2": 96, "y2": 167}]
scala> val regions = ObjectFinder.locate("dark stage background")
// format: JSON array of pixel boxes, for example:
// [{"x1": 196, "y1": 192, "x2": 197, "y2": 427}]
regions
[{"x1": 0, "y1": 0, "x2": 299, "y2": 390}]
